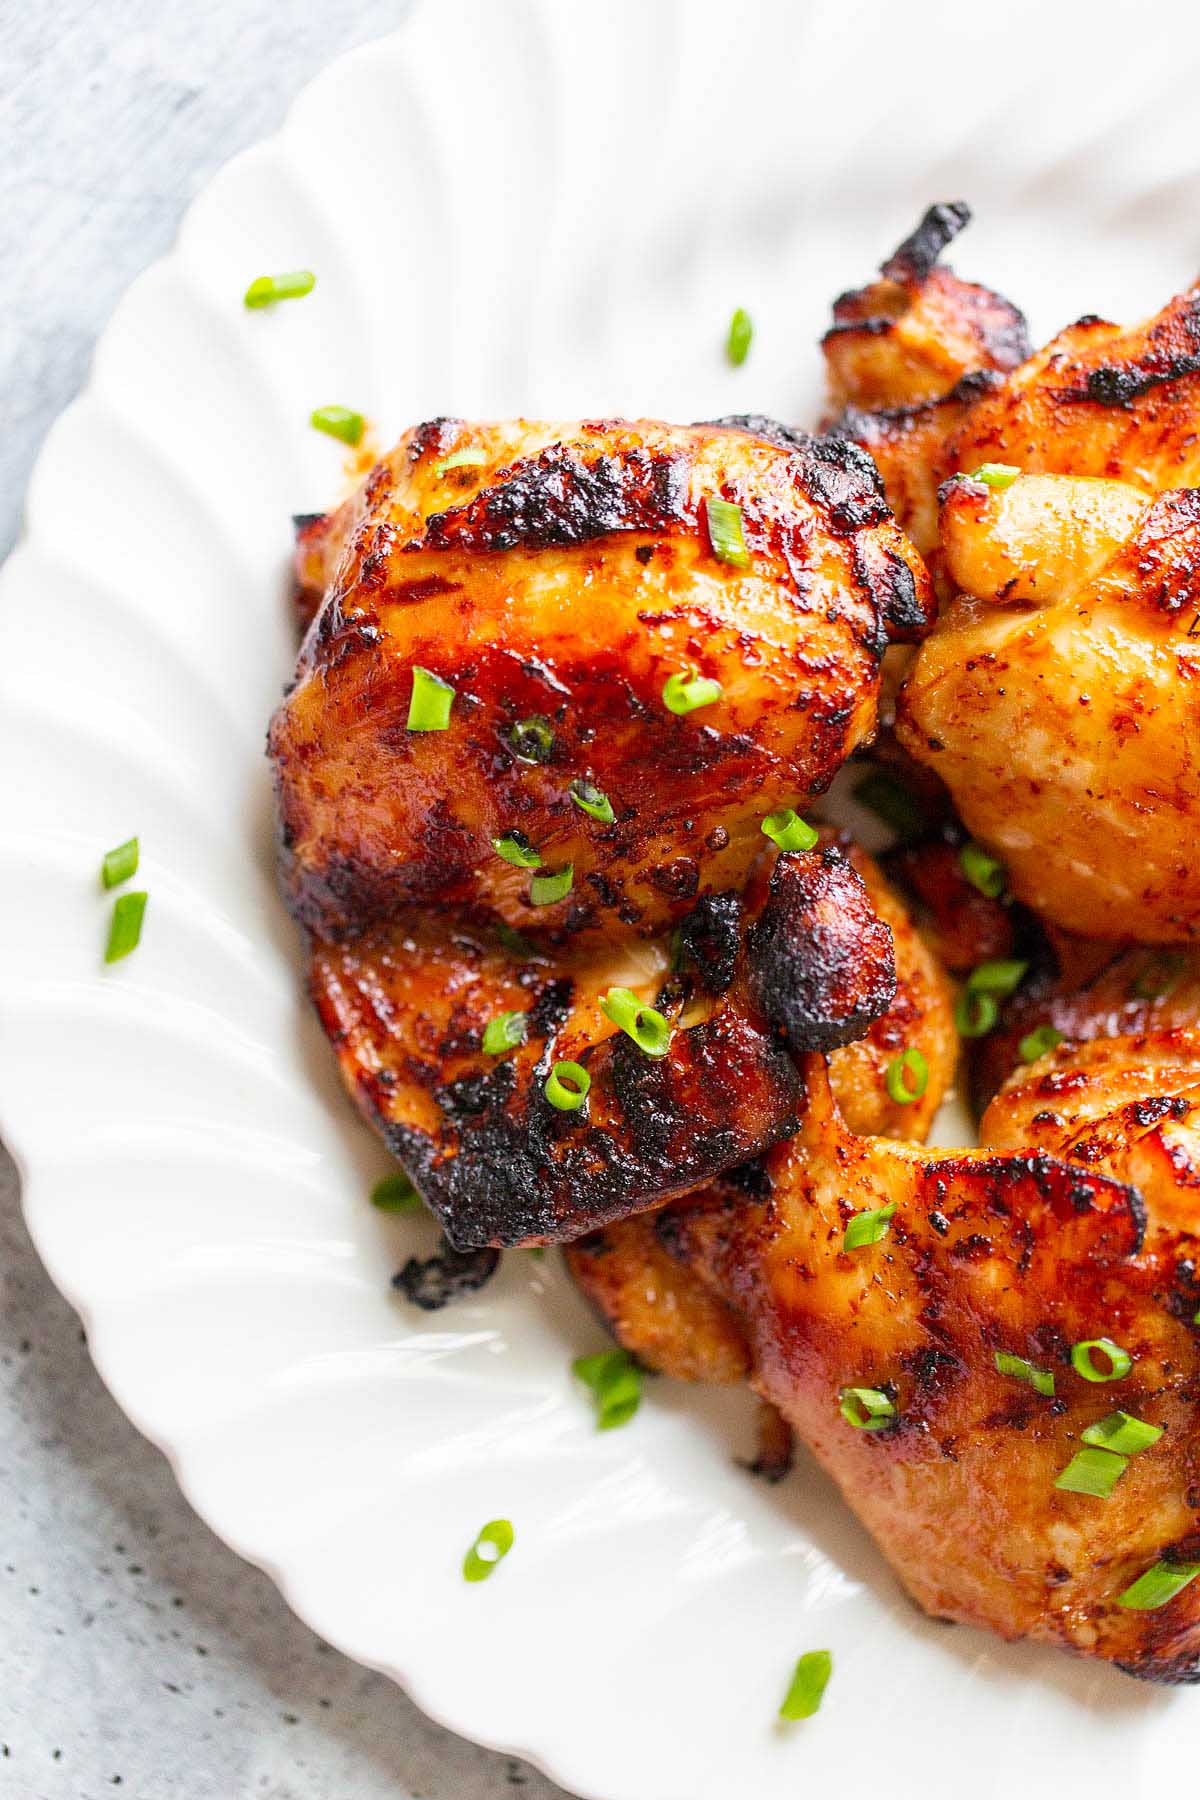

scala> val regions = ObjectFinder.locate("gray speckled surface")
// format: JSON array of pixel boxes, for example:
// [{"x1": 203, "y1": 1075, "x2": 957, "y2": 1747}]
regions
[{"x1": 0, "y1": 6, "x2": 571, "y2": 1796}]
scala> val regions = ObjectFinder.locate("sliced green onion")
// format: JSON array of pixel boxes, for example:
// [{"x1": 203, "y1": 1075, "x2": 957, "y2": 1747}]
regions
[
  {"x1": 761, "y1": 809, "x2": 818, "y2": 853},
  {"x1": 705, "y1": 496, "x2": 751, "y2": 568},
  {"x1": 1117, "y1": 1560, "x2": 1200, "y2": 1611},
  {"x1": 573, "y1": 1349, "x2": 642, "y2": 1429},
  {"x1": 530, "y1": 863, "x2": 573, "y2": 906},
  {"x1": 509, "y1": 716, "x2": 554, "y2": 763},
  {"x1": 994, "y1": 1349, "x2": 1055, "y2": 1397},
  {"x1": 1081, "y1": 1411, "x2": 1164, "y2": 1456},
  {"x1": 545, "y1": 1060, "x2": 590, "y2": 1111},
  {"x1": 1132, "y1": 952, "x2": 1186, "y2": 1001},
  {"x1": 407, "y1": 666, "x2": 455, "y2": 731},
  {"x1": 662, "y1": 668, "x2": 722, "y2": 715},
  {"x1": 482, "y1": 1011, "x2": 528, "y2": 1057},
  {"x1": 569, "y1": 779, "x2": 615, "y2": 824},
  {"x1": 1019, "y1": 1024, "x2": 1064, "y2": 1064},
  {"x1": 101, "y1": 837, "x2": 139, "y2": 889},
  {"x1": 967, "y1": 958, "x2": 1029, "y2": 998},
  {"x1": 370, "y1": 1171, "x2": 422, "y2": 1214},
  {"x1": 243, "y1": 270, "x2": 315, "y2": 309},
  {"x1": 778, "y1": 1649, "x2": 832, "y2": 1722},
  {"x1": 839, "y1": 1386, "x2": 895, "y2": 1431},
  {"x1": 310, "y1": 405, "x2": 365, "y2": 447},
  {"x1": 493, "y1": 831, "x2": 542, "y2": 869},
  {"x1": 955, "y1": 988, "x2": 999, "y2": 1038},
  {"x1": 1055, "y1": 1446, "x2": 1128, "y2": 1497},
  {"x1": 600, "y1": 987, "x2": 672, "y2": 1058},
  {"x1": 844, "y1": 1202, "x2": 897, "y2": 1252},
  {"x1": 1072, "y1": 1338, "x2": 1133, "y2": 1383},
  {"x1": 885, "y1": 1048, "x2": 929, "y2": 1106},
  {"x1": 969, "y1": 463, "x2": 1020, "y2": 490},
  {"x1": 853, "y1": 769, "x2": 927, "y2": 842},
  {"x1": 726, "y1": 307, "x2": 754, "y2": 367},
  {"x1": 435, "y1": 446, "x2": 488, "y2": 476},
  {"x1": 463, "y1": 1518, "x2": 514, "y2": 1583},
  {"x1": 104, "y1": 892, "x2": 148, "y2": 964},
  {"x1": 960, "y1": 841, "x2": 1006, "y2": 898}
]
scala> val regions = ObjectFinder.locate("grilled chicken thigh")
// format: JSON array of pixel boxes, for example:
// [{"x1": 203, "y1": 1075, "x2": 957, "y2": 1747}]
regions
[
  {"x1": 823, "y1": 203, "x2": 1030, "y2": 557},
  {"x1": 565, "y1": 835, "x2": 956, "y2": 1377},
  {"x1": 662, "y1": 1049, "x2": 1200, "y2": 1680},
  {"x1": 898, "y1": 470, "x2": 1200, "y2": 942},
  {"x1": 311, "y1": 840, "x2": 898, "y2": 1247},
  {"x1": 271, "y1": 416, "x2": 932, "y2": 944}
]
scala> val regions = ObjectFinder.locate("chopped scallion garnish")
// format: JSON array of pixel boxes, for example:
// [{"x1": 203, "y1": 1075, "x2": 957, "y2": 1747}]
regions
[
  {"x1": 1132, "y1": 952, "x2": 1186, "y2": 1001},
  {"x1": 778, "y1": 1649, "x2": 832, "y2": 1721},
  {"x1": 1019, "y1": 1024, "x2": 1063, "y2": 1064},
  {"x1": 104, "y1": 891, "x2": 148, "y2": 964},
  {"x1": 545, "y1": 1060, "x2": 590, "y2": 1111},
  {"x1": 569, "y1": 779, "x2": 615, "y2": 824},
  {"x1": 530, "y1": 863, "x2": 573, "y2": 906},
  {"x1": 310, "y1": 405, "x2": 365, "y2": 447},
  {"x1": 1071, "y1": 1338, "x2": 1133, "y2": 1383},
  {"x1": 243, "y1": 270, "x2": 315, "y2": 309},
  {"x1": 839, "y1": 1386, "x2": 895, "y2": 1431},
  {"x1": 885, "y1": 1048, "x2": 928, "y2": 1106},
  {"x1": 573, "y1": 1349, "x2": 642, "y2": 1429},
  {"x1": 1117, "y1": 1560, "x2": 1200, "y2": 1611},
  {"x1": 508, "y1": 716, "x2": 554, "y2": 763},
  {"x1": 726, "y1": 307, "x2": 754, "y2": 367},
  {"x1": 101, "y1": 837, "x2": 139, "y2": 889},
  {"x1": 493, "y1": 831, "x2": 542, "y2": 869},
  {"x1": 436, "y1": 446, "x2": 488, "y2": 476},
  {"x1": 1055, "y1": 1445, "x2": 1127, "y2": 1497},
  {"x1": 967, "y1": 958, "x2": 1029, "y2": 998},
  {"x1": 600, "y1": 987, "x2": 672, "y2": 1058},
  {"x1": 994, "y1": 1349, "x2": 1055, "y2": 1397},
  {"x1": 844, "y1": 1202, "x2": 897, "y2": 1252},
  {"x1": 482, "y1": 1011, "x2": 528, "y2": 1057},
  {"x1": 954, "y1": 988, "x2": 998, "y2": 1038},
  {"x1": 969, "y1": 463, "x2": 1020, "y2": 490},
  {"x1": 662, "y1": 668, "x2": 722, "y2": 715},
  {"x1": 406, "y1": 666, "x2": 455, "y2": 731},
  {"x1": 1081, "y1": 1411, "x2": 1163, "y2": 1456},
  {"x1": 462, "y1": 1518, "x2": 514, "y2": 1583},
  {"x1": 370, "y1": 1171, "x2": 422, "y2": 1213},
  {"x1": 760, "y1": 808, "x2": 818, "y2": 853},
  {"x1": 705, "y1": 496, "x2": 751, "y2": 568},
  {"x1": 960, "y1": 841, "x2": 1005, "y2": 898}
]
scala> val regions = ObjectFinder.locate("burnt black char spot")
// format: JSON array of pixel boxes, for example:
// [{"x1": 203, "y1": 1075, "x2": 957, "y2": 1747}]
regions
[
  {"x1": 675, "y1": 891, "x2": 742, "y2": 995},
  {"x1": 880, "y1": 201, "x2": 972, "y2": 284},
  {"x1": 392, "y1": 1239, "x2": 501, "y2": 1309}
]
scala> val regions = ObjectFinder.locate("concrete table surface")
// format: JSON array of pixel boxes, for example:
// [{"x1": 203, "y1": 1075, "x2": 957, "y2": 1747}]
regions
[{"x1": 0, "y1": 5, "x2": 572, "y2": 1796}]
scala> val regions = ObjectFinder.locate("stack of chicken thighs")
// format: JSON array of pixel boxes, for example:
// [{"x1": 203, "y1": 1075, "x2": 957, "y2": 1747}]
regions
[{"x1": 270, "y1": 204, "x2": 1200, "y2": 1680}]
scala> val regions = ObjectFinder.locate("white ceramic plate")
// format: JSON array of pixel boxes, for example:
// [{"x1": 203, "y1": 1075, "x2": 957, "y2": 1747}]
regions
[{"x1": 5, "y1": 3, "x2": 1200, "y2": 1795}]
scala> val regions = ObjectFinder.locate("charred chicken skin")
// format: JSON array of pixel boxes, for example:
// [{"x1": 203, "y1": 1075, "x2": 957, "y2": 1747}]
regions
[
  {"x1": 823, "y1": 203, "x2": 1031, "y2": 557},
  {"x1": 565, "y1": 835, "x2": 956, "y2": 1378},
  {"x1": 271, "y1": 416, "x2": 932, "y2": 945},
  {"x1": 311, "y1": 840, "x2": 897, "y2": 1248},
  {"x1": 659, "y1": 1049, "x2": 1200, "y2": 1680},
  {"x1": 898, "y1": 470, "x2": 1200, "y2": 943}
]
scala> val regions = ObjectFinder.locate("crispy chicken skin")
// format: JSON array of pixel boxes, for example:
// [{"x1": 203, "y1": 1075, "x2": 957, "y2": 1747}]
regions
[
  {"x1": 663, "y1": 1053, "x2": 1200, "y2": 1680},
  {"x1": 823, "y1": 204, "x2": 1030, "y2": 556},
  {"x1": 951, "y1": 285, "x2": 1200, "y2": 490},
  {"x1": 310, "y1": 843, "x2": 897, "y2": 1248},
  {"x1": 565, "y1": 837, "x2": 957, "y2": 1377},
  {"x1": 898, "y1": 471, "x2": 1200, "y2": 943},
  {"x1": 270, "y1": 416, "x2": 932, "y2": 944}
]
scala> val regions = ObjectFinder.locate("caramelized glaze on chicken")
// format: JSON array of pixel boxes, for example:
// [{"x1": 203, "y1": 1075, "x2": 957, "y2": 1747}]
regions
[
  {"x1": 661, "y1": 1052, "x2": 1200, "y2": 1680},
  {"x1": 898, "y1": 471, "x2": 1200, "y2": 942},
  {"x1": 311, "y1": 842, "x2": 898, "y2": 1247},
  {"x1": 565, "y1": 836, "x2": 957, "y2": 1374},
  {"x1": 271, "y1": 417, "x2": 932, "y2": 945},
  {"x1": 823, "y1": 203, "x2": 1030, "y2": 556}
]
